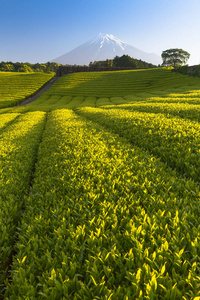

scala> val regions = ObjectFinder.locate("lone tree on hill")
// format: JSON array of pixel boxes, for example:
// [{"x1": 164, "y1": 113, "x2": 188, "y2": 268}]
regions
[{"x1": 161, "y1": 48, "x2": 190, "y2": 68}]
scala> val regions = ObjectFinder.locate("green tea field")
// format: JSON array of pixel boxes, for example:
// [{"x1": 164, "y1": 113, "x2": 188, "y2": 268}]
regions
[
  {"x1": 0, "y1": 68, "x2": 200, "y2": 299},
  {"x1": 0, "y1": 72, "x2": 54, "y2": 109}
]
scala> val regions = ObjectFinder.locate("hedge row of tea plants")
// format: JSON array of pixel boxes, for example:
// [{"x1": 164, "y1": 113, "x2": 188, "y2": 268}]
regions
[
  {"x1": 43, "y1": 68, "x2": 200, "y2": 98},
  {"x1": 77, "y1": 107, "x2": 200, "y2": 182},
  {"x1": 4, "y1": 110, "x2": 200, "y2": 299},
  {"x1": 0, "y1": 72, "x2": 54, "y2": 108},
  {"x1": 1, "y1": 68, "x2": 200, "y2": 299},
  {"x1": 2, "y1": 68, "x2": 200, "y2": 114},
  {"x1": 112, "y1": 102, "x2": 200, "y2": 122},
  {"x1": 0, "y1": 112, "x2": 20, "y2": 131},
  {"x1": 0, "y1": 112, "x2": 47, "y2": 293}
]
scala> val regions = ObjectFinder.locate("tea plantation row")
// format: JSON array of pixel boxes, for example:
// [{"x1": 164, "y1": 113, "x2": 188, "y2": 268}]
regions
[
  {"x1": 0, "y1": 72, "x2": 54, "y2": 108},
  {"x1": 0, "y1": 69, "x2": 200, "y2": 299}
]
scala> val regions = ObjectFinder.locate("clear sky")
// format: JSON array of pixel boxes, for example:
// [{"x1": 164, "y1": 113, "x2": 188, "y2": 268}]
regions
[{"x1": 1, "y1": 0, "x2": 200, "y2": 65}]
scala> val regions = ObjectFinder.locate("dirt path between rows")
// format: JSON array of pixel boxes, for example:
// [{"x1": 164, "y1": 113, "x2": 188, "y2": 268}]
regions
[{"x1": 17, "y1": 76, "x2": 59, "y2": 106}]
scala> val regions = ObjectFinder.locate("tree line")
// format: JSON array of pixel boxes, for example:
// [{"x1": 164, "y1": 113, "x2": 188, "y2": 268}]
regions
[
  {"x1": 89, "y1": 55, "x2": 156, "y2": 69},
  {"x1": 0, "y1": 56, "x2": 155, "y2": 73},
  {"x1": 0, "y1": 49, "x2": 192, "y2": 74},
  {"x1": 0, "y1": 61, "x2": 61, "y2": 72}
]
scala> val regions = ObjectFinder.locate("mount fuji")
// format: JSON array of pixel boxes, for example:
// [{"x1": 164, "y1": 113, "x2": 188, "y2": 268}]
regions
[{"x1": 52, "y1": 33, "x2": 161, "y2": 66}]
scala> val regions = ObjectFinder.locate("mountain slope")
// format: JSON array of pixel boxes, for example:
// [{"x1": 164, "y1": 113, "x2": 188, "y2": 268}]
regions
[{"x1": 51, "y1": 33, "x2": 161, "y2": 66}]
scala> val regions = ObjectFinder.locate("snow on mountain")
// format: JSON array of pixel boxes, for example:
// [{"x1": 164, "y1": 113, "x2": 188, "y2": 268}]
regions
[
  {"x1": 51, "y1": 33, "x2": 161, "y2": 66},
  {"x1": 90, "y1": 33, "x2": 126, "y2": 51}
]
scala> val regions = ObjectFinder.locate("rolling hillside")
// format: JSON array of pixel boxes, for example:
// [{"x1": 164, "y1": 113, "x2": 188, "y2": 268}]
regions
[{"x1": 0, "y1": 68, "x2": 200, "y2": 299}]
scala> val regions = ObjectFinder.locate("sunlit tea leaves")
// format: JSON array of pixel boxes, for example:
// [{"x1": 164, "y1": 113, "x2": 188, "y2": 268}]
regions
[{"x1": 1, "y1": 68, "x2": 200, "y2": 299}]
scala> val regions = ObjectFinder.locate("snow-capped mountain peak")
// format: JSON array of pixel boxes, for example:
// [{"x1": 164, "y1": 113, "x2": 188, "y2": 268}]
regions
[
  {"x1": 91, "y1": 33, "x2": 126, "y2": 51},
  {"x1": 51, "y1": 33, "x2": 161, "y2": 65}
]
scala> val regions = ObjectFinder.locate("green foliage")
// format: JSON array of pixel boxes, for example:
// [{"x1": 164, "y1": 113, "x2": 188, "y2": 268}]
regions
[
  {"x1": 161, "y1": 48, "x2": 190, "y2": 68},
  {"x1": 1, "y1": 68, "x2": 200, "y2": 299},
  {"x1": 18, "y1": 64, "x2": 33, "y2": 73},
  {"x1": 78, "y1": 106, "x2": 200, "y2": 181},
  {"x1": 0, "y1": 72, "x2": 54, "y2": 108},
  {"x1": 89, "y1": 55, "x2": 156, "y2": 69},
  {"x1": 178, "y1": 65, "x2": 200, "y2": 77},
  {"x1": 178, "y1": 65, "x2": 188, "y2": 75},
  {"x1": 0, "y1": 61, "x2": 60, "y2": 73},
  {"x1": 0, "y1": 112, "x2": 46, "y2": 293},
  {"x1": 89, "y1": 59, "x2": 114, "y2": 68},
  {"x1": 4, "y1": 110, "x2": 200, "y2": 299},
  {"x1": 113, "y1": 54, "x2": 138, "y2": 68},
  {"x1": 28, "y1": 68, "x2": 200, "y2": 100}
]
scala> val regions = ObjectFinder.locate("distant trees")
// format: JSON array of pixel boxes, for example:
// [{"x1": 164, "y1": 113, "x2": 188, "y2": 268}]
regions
[
  {"x1": 18, "y1": 64, "x2": 33, "y2": 73},
  {"x1": 113, "y1": 55, "x2": 155, "y2": 68},
  {"x1": 113, "y1": 55, "x2": 137, "y2": 68},
  {"x1": 0, "y1": 61, "x2": 61, "y2": 73},
  {"x1": 89, "y1": 59, "x2": 113, "y2": 68},
  {"x1": 89, "y1": 55, "x2": 156, "y2": 70},
  {"x1": 161, "y1": 48, "x2": 190, "y2": 68},
  {"x1": 1, "y1": 56, "x2": 156, "y2": 73}
]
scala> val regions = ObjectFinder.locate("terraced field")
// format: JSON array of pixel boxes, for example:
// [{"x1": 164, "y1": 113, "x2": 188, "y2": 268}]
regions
[
  {"x1": 0, "y1": 72, "x2": 54, "y2": 108},
  {"x1": 1, "y1": 68, "x2": 200, "y2": 299}
]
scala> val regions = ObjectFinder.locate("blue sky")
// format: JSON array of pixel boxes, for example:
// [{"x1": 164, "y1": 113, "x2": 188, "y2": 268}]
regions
[{"x1": 1, "y1": 0, "x2": 200, "y2": 65}]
